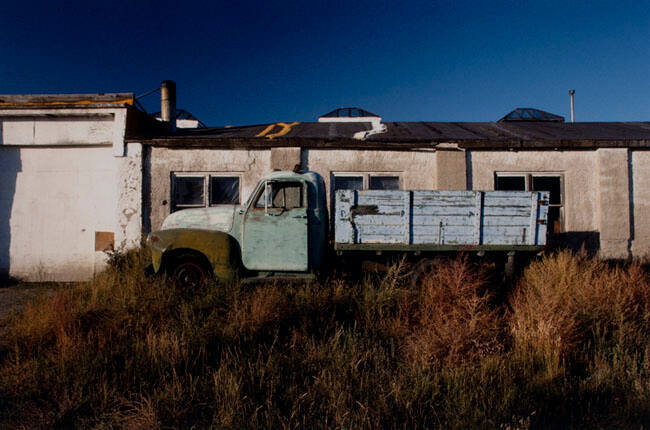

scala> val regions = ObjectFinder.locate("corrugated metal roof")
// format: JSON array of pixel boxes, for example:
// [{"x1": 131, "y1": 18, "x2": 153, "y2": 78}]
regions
[{"x1": 134, "y1": 120, "x2": 650, "y2": 149}]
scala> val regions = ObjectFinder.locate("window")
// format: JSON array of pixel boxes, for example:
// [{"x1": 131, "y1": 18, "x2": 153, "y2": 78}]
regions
[
  {"x1": 332, "y1": 173, "x2": 400, "y2": 191},
  {"x1": 254, "y1": 182, "x2": 303, "y2": 209},
  {"x1": 210, "y1": 177, "x2": 239, "y2": 205},
  {"x1": 369, "y1": 176, "x2": 400, "y2": 190},
  {"x1": 173, "y1": 177, "x2": 204, "y2": 208},
  {"x1": 172, "y1": 173, "x2": 240, "y2": 212},
  {"x1": 334, "y1": 176, "x2": 363, "y2": 191},
  {"x1": 495, "y1": 173, "x2": 563, "y2": 233},
  {"x1": 495, "y1": 175, "x2": 525, "y2": 191}
]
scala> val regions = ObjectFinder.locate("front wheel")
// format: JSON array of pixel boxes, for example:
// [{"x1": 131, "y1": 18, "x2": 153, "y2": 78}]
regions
[{"x1": 168, "y1": 255, "x2": 210, "y2": 289}]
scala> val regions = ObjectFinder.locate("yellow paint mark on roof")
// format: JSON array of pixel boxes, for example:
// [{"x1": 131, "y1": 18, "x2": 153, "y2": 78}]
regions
[{"x1": 255, "y1": 122, "x2": 300, "y2": 139}]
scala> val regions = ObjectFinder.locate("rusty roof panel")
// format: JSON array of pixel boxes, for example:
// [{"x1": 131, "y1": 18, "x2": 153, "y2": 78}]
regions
[{"x1": 0, "y1": 93, "x2": 135, "y2": 108}]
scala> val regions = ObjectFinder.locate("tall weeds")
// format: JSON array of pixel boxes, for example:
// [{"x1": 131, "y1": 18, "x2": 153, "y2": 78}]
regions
[
  {"x1": 0, "y1": 249, "x2": 648, "y2": 428},
  {"x1": 399, "y1": 255, "x2": 505, "y2": 369}
]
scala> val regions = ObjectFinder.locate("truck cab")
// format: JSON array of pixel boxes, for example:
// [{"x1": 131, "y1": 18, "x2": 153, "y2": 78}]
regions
[{"x1": 147, "y1": 171, "x2": 328, "y2": 285}]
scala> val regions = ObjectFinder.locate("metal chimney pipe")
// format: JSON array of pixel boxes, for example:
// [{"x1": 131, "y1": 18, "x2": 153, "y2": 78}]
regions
[
  {"x1": 569, "y1": 89, "x2": 575, "y2": 123},
  {"x1": 161, "y1": 80, "x2": 176, "y2": 132}
]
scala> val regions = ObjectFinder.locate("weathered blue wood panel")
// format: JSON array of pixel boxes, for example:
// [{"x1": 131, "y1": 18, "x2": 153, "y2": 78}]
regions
[{"x1": 335, "y1": 189, "x2": 549, "y2": 249}]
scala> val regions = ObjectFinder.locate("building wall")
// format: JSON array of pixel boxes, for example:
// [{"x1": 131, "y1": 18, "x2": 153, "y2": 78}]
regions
[
  {"x1": 116, "y1": 143, "x2": 143, "y2": 251},
  {"x1": 0, "y1": 107, "x2": 142, "y2": 281},
  {"x1": 147, "y1": 147, "x2": 272, "y2": 231},
  {"x1": 469, "y1": 150, "x2": 598, "y2": 232},
  {"x1": 305, "y1": 148, "x2": 438, "y2": 206},
  {"x1": 468, "y1": 149, "x2": 645, "y2": 258},
  {"x1": 631, "y1": 150, "x2": 650, "y2": 257},
  {"x1": 596, "y1": 148, "x2": 631, "y2": 259}
]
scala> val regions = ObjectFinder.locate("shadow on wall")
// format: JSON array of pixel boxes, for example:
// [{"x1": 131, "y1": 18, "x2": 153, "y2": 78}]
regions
[
  {"x1": 0, "y1": 147, "x2": 21, "y2": 280},
  {"x1": 548, "y1": 231, "x2": 600, "y2": 255}
]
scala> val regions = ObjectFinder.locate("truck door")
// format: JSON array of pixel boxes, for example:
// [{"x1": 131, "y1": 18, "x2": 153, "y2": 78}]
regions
[{"x1": 242, "y1": 180, "x2": 309, "y2": 271}]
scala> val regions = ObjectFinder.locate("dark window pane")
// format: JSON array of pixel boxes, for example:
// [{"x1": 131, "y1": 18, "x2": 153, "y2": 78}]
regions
[
  {"x1": 271, "y1": 182, "x2": 302, "y2": 209},
  {"x1": 547, "y1": 206, "x2": 561, "y2": 234},
  {"x1": 334, "y1": 176, "x2": 363, "y2": 191},
  {"x1": 495, "y1": 176, "x2": 526, "y2": 191},
  {"x1": 174, "y1": 177, "x2": 204, "y2": 206},
  {"x1": 210, "y1": 177, "x2": 240, "y2": 204},
  {"x1": 369, "y1": 176, "x2": 399, "y2": 190},
  {"x1": 532, "y1": 176, "x2": 561, "y2": 205}
]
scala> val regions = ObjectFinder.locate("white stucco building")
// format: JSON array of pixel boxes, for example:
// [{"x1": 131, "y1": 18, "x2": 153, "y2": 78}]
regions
[{"x1": 0, "y1": 93, "x2": 155, "y2": 280}]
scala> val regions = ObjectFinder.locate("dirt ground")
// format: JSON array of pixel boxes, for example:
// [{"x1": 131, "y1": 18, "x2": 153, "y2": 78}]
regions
[{"x1": 0, "y1": 283, "x2": 57, "y2": 334}]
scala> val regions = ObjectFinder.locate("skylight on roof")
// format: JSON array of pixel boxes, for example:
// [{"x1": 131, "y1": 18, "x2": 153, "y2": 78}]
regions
[
  {"x1": 498, "y1": 108, "x2": 564, "y2": 122},
  {"x1": 319, "y1": 107, "x2": 379, "y2": 119}
]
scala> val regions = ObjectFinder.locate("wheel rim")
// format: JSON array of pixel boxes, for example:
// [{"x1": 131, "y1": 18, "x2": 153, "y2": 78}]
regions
[
  {"x1": 173, "y1": 261, "x2": 205, "y2": 288},
  {"x1": 409, "y1": 258, "x2": 443, "y2": 288}
]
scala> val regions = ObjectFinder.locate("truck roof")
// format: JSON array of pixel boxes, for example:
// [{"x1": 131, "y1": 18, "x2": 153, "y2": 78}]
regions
[{"x1": 262, "y1": 170, "x2": 321, "y2": 185}]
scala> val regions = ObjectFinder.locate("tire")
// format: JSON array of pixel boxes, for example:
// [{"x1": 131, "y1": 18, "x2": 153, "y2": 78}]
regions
[
  {"x1": 168, "y1": 255, "x2": 210, "y2": 289},
  {"x1": 408, "y1": 257, "x2": 444, "y2": 288}
]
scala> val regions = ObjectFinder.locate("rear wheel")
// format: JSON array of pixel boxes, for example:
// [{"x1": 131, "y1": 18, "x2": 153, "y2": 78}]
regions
[
  {"x1": 409, "y1": 257, "x2": 445, "y2": 288},
  {"x1": 168, "y1": 255, "x2": 210, "y2": 289}
]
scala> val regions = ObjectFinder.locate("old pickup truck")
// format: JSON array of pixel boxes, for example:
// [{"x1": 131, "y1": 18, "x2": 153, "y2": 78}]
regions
[{"x1": 147, "y1": 170, "x2": 549, "y2": 286}]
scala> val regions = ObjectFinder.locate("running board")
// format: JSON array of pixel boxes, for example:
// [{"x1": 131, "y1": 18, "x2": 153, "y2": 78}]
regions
[{"x1": 241, "y1": 273, "x2": 316, "y2": 284}]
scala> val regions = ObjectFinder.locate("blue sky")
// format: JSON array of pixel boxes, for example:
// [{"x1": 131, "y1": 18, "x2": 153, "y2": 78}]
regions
[{"x1": 2, "y1": 0, "x2": 649, "y2": 125}]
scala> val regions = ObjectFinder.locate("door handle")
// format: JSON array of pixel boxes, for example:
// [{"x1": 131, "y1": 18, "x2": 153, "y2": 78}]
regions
[{"x1": 292, "y1": 215, "x2": 307, "y2": 219}]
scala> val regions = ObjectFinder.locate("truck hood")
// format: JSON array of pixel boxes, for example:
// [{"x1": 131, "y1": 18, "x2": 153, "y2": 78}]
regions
[{"x1": 161, "y1": 206, "x2": 238, "y2": 232}]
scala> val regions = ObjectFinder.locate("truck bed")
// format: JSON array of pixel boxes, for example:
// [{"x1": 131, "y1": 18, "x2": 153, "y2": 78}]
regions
[{"x1": 334, "y1": 190, "x2": 549, "y2": 251}]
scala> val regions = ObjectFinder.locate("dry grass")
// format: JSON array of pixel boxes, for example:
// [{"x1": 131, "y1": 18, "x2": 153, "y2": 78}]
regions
[
  {"x1": 510, "y1": 251, "x2": 650, "y2": 362},
  {"x1": 0, "y1": 248, "x2": 648, "y2": 428},
  {"x1": 398, "y1": 255, "x2": 505, "y2": 369}
]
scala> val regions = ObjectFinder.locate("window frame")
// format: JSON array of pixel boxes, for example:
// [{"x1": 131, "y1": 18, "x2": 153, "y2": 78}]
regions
[
  {"x1": 171, "y1": 172, "x2": 242, "y2": 212},
  {"x1": 171, "y1": 173, "x2": 207, "y2": 211},
  {"x1": 494, "y1": 172, "x2": 565, "y2": 232}
]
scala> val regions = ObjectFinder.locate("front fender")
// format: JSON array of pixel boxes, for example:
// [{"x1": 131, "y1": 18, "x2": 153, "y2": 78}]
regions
[{"x1": 147, "y1": 229, "x2": 240, "y2": 281}]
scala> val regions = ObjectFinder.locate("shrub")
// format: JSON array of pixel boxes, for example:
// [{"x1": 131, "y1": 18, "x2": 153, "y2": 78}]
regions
[
  {"x1": 397, "y1": 255, "x2": 506, "y2": 369},
  {"x1": 510, "y1": 251, "x2": 650, "y2": 362}
]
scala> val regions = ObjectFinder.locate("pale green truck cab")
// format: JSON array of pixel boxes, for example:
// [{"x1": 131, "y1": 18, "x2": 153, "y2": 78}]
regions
[{"x1": 147, "y1": 171, "x2": 328, "y2": 286}]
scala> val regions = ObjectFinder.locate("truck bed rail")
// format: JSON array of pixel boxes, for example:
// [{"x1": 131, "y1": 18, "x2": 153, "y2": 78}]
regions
[{"x1": 334, "y1": 190, "x2": 549, "y2": 251}]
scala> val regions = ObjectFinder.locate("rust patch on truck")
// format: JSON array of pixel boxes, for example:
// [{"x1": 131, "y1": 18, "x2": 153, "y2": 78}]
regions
[{"x1": 350, "y1": 205, "x2": 380, "y2": 216}]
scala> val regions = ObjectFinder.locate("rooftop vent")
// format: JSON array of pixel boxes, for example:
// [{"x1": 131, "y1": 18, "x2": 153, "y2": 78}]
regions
[
  {"x1": 152, "y1": 109, "x2": 206, "y2": 128},
  {"x1": 318, "y1": 107, "x2": 385, "y2": 140},
  {"x1": 498, "y1": 108, "x2": 564, "y2": 123},
  {"x1": 319, "y1": 107, "x2": 380, "y2": 119}
]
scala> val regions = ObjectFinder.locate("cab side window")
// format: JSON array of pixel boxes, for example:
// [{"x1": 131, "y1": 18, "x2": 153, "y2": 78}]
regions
[{"x1": 254, "y1": 182, "x2": 303, "y2": 209}]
